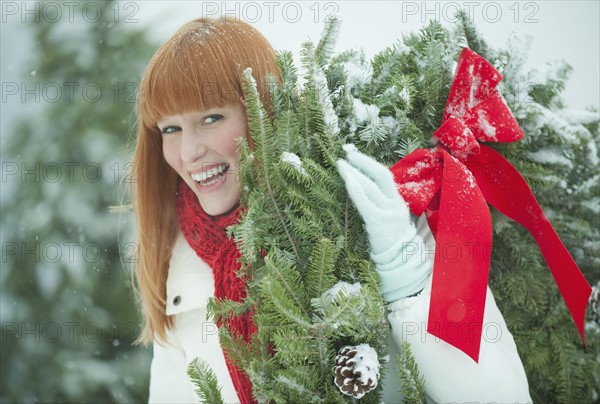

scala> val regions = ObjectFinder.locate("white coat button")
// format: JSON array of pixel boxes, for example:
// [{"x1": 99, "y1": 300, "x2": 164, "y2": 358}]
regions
[{"x1": 173, "y1": 295, "x2": 182, "y2": 305}]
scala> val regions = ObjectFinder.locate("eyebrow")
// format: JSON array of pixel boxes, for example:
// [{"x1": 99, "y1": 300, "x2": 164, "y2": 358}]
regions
[{"x1": 157, "y1": 108, "x2": 227, "y2": 126}]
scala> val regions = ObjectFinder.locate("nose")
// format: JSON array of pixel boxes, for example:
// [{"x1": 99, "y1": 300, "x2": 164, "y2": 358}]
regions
[{"x1": 180, "y1": 126, "x2": 207, "y2": 163}]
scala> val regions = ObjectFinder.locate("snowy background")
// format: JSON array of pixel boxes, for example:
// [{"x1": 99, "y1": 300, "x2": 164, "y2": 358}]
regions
[
  {"x1": 138, "y1": 1, "x2": 600, "y2": 108},
  {"x1": 1, "y1": 1, "x2": 598, "y2": 402},
  {"x1": 2, "y1": 0, "x2": 599, "y2": 136}
]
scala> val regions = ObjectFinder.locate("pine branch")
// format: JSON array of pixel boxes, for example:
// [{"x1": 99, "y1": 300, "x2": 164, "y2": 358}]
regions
[
  {"x1": 275, "y1": 375, "x2": 321, "y2": 401},
  {"x1": 315, "y1": 17, "x2": 341, "y2": 67},
  {"x1": 358, "y1": 120, "x2": 388, "y2": 145},
  {"x1": 187, "y1": 357, "x2": 225, "y2": 404},
  {"x1": 274, "y1": 50, "x2": 299, "y2": 113},
  {"x1": 301, "y1": 42, "x2": 340, "y2": 137},
  {"x1": 395, "y1": 137, "x2": 421, "y2": 158},
  {"x1": 241, "y1": 69, "x2": 301, "y2": 261},
  {"x1": 306, "y1": 238, "x2": 340, "y2": 298},
  {"x1": 455, "y1": 9, "x2": 491, "y2": 59},
  {"x1": 206, "y1": 296, "x2": 250, "y2": 324},
  {"x1": 218, "y1": 327, "x2": 256, "y2": 375},
  {"x1": 397, "y1": 342, "x2": 426, "y2": 404},
  {"x1": 260, "y1": 251, "x2": 312, "y2": 326}
]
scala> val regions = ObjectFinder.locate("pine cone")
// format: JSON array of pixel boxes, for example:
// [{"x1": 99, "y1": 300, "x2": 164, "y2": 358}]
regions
[
  {"x1": 589, "y1": 281, "x2": 600, "y2": 325},
  {"x1": 333, "y1": 344, "x2": 380, "y2": 399}
]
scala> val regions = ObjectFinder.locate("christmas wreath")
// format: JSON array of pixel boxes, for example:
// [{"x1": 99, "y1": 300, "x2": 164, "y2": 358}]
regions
[{"x1": 189, "y1": 14, "x2": 599, "y2": 403}]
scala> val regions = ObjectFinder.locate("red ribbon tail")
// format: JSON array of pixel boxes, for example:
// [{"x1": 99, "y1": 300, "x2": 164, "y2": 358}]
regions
[
  {"x1": 427, "y1": 151, "x2": 492, "y2": 363},
  {"x1": 470, "y1": 144, "x2": 592, "y2": 343}
]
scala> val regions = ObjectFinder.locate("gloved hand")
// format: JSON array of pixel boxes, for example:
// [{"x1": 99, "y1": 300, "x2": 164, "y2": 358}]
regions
[{"x1": 336, "y1": 144, "x2": 432, "y2": 302}]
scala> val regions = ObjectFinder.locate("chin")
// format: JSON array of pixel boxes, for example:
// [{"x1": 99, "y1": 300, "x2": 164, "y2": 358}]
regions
[
  {"x1": 195, "y1": 194, "x2": 241, "y2": 217},
  {"x1": 203, "y1": 205, "x2": 234, "y2": 216}
]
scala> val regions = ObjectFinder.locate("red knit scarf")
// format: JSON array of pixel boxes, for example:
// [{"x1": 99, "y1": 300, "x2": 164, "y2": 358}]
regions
[{"x1": 176, "y1": 180, "x2": 256, "y2": 404}]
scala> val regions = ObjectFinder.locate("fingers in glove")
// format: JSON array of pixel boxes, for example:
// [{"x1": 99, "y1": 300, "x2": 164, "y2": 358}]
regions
[
  {"x1": 337, "y1": 159, "x2": 386, "y2": 213},
  {"x1": 344, "y1": 147, "x2": 398, "y2": 199}
]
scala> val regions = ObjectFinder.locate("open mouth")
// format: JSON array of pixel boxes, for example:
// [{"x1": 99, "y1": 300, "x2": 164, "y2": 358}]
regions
[{"x1": 191, "y1": 163, "x2": 229, "y2": 187}]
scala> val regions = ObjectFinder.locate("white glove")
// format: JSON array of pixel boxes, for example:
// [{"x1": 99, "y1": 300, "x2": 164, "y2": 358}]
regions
[{"x1": 336, "y1": 144, "x2": 432, "y2": 301}]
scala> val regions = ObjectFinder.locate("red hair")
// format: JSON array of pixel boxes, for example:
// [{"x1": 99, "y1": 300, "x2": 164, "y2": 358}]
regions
[{"x1": 130, "y1": 17, "x2": 280, "y2": 345}]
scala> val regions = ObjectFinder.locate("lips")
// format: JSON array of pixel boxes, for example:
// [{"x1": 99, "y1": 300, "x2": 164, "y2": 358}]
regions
[{"x1": 190, "y1": 163, "x2": 229, "y2": 186}]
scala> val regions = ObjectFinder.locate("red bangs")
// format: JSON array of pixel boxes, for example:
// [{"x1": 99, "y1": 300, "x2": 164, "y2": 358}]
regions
[{"x1": 138, "y1": 18, "x2": 280, "y2": 133}]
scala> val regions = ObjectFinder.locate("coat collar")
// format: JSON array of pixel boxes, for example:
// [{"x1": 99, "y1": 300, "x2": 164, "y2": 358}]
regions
[{"x1": 166, "y1": 232, "x2": 215, "y2": 316}]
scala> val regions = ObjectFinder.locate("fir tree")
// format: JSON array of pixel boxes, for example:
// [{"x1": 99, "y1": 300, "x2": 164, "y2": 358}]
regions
[
  {"x1": 205, "y1": 15, "x2": 598, "y2": 403},
  {"x1": 1, "y1": 2, "x2": 155, "y2": 401}
]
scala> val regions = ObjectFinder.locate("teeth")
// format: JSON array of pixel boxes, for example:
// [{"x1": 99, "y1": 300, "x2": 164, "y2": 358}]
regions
[
  {"x1": 191, "y1": 163, "x2": 228, "y2": 183},
  {"x1": 199, "y1": 175, "x2": 222, "y2": 187}
]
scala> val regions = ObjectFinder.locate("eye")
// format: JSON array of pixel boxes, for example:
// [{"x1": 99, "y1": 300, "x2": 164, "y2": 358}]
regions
[
  {"x1": 203, "y1": 114, "x2": 224, "y2": 125},
  {"x1": 159, "y1": 125, "x2": 180, "y2": 135}
]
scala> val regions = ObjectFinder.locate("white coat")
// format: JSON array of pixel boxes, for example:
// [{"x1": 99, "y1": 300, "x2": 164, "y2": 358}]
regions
[{"x1": 148, "y1": 216, "x2": 532, "y2": 403}]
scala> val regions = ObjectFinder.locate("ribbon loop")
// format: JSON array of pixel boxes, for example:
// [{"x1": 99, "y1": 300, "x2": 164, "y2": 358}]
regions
[
  {"x1": 444, "y1": 48, "x2": 502, "y2": 121},
  {"x1": 392, "y1": 148, "x2": 442, "y2": 216},
  {"x1": 462, "y1": 93, "x2": 524, "y2": 143}
]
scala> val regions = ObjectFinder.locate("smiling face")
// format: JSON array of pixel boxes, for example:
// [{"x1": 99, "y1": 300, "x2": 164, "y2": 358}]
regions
[
  {"x1": 136, "y1": 18, "x2": 281, "y2": 221},
  {"x1": 158, "y1": 103, "x2": 247, "y2": 216}
]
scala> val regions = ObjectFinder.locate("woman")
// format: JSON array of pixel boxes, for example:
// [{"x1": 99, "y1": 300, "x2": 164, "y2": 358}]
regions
[{"x1": 131, "y1": 17, "x2": 532, "y2": 403}]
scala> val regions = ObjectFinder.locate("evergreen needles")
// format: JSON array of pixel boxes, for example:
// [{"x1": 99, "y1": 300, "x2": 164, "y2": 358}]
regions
[
  {"x1": 397, "y1": 342, "x2": 426, "y2": 404},
  {"x1": 187, "y1": 358, "x2": 225, "y2": 404}
]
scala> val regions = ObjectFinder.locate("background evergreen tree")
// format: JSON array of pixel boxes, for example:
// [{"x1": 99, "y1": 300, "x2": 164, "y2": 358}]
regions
[
  {"x1": 207, "y1": 15, "x2": 599, "y2": 403},
  {"x1": 1, "y1": 2, "x2": 155, "y2": 401}
]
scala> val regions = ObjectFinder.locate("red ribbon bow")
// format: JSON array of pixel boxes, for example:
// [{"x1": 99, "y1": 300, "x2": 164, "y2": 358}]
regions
[{"x1": 390, "y1": 48, "x2": 592, "y2": 362}]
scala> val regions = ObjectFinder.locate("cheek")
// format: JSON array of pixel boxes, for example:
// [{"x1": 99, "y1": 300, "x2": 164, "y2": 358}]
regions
[
  {"x1": 162, "y1": 139, "x2": 181, "y2": 172},
  {"x1": 221, "y1": 123, "x2": 247, "y2": 159},
  {"x1": 226, "y1": 136, "x2": 242, "y2": 160}
]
